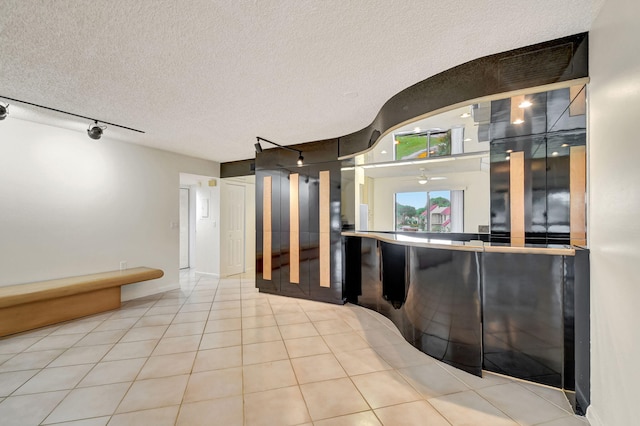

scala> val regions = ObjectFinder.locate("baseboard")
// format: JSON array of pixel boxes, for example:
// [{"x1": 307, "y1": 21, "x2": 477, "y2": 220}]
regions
[
  {"x1": 586, "y1": 405, "x2": 603, "y2": 426},
  {"x1": 195, "y1": 271, "x2": 220, "y2": 278}
]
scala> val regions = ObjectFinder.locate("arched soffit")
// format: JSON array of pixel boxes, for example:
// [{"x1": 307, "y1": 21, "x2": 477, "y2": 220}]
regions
[{"x1": 337, "y1": 32, "x2": 588, "y2": 159}]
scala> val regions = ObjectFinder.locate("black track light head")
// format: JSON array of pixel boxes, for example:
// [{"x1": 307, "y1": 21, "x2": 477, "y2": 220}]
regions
[
  {"x1": 0, "y1": 103, "x2": 8, "y2": 120},
  {"x1": 297, "y1": 153, "x2": 304, "y2": 166},
  {"x1": 255, "y1": 142, "x2": 263, "y2": 153},
  {"x1": 87, "y1": 121, "x2": 105, "y2": 140}
]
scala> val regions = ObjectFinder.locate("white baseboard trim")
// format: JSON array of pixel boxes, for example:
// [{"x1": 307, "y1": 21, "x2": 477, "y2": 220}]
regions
[
  {"x1": 586, "y1": 405, "x2": 603, "y2": 426},
  {"x1": 195, "y1": 271, "x2": 220, "y2": 278}
]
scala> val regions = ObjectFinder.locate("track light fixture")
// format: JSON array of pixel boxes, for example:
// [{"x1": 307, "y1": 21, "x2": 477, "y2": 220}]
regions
[
  {"x1": 87, "y1": 121, "x2": 106, "y2": 140},
  {"x1": 0, "y1": 103, "x2": 8, "y2": 120},
  {"x1": 255, "y1": 136, "x2": 304, "y2": 166}
]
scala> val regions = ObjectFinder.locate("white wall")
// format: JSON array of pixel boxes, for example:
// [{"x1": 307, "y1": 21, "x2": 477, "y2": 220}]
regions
[
  {"x1": 194, "y1": 184, "x2": 220, "y2": 276},
  {"x1": 0, "y1": 118, "x2": 219, "y2": 300},
  {"x1": 370, "y1": 171, "x2": 490, "y2": 233},
  {"x1": 588, "y1": 0, "x2": 640, "y2": 424}
]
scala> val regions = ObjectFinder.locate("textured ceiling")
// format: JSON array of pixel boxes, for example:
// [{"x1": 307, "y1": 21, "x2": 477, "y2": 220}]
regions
[{"x1": 0, "y1": 0, "x2": 603, "y2": 163}]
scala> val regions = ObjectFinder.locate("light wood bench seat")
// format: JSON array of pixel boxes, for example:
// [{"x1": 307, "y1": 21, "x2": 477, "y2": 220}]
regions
[{"x1": 0, "y1": 267, "x2": 164, "y2": 337}]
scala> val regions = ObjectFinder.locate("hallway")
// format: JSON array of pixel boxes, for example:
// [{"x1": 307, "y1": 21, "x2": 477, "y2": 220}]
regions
[{"x1": 0, "y1": 272, "x2": 587, "y2": 425}]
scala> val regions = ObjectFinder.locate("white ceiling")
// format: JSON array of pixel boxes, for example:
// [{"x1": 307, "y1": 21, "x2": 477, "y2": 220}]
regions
[{"x1": 0, "y1": 1, "x2": 603, "y2": 163}]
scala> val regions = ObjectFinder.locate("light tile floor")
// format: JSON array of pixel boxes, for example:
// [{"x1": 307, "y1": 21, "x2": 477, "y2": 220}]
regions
[{"x1": 0, "y1": 270, "x2": 590, "y2": 426}]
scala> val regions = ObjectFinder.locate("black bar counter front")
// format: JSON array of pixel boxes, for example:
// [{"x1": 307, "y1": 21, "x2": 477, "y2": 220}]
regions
[{"x1": 342, "y1": 231, "x2": 590, "y2": 413}]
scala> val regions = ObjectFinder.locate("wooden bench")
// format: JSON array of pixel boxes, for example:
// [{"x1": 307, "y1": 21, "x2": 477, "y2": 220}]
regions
[{"x1": 0, "y1": 267, "x2": 164, "y2": 337}]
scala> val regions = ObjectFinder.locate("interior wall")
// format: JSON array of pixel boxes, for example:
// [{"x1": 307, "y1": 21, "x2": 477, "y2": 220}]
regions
[
  {"x1": 194, "y1": 183, "x2": 220, "y2": 276},
  {"x1": 370, "y1": 171, "x2": 490, "y2": 233},
  {"x1": 588, "y1": 0, "x2": 640, "y2": 424},
  {"x1": 0, "y1": 118, "x2": 219, "y2": 300}
]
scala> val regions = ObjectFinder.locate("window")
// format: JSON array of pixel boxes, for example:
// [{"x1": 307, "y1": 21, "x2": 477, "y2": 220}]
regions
[
  {"x1": 394, "y1": 130, "x2": 452, "y2": 161},
  {"x1": 395, "y1": 190, "x2": 463, "y2": 232}
]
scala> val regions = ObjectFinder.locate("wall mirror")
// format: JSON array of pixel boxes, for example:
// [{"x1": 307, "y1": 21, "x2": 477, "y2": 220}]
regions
[{"x1": 343, "y1": 81, "x2": 587, "y2": 238}]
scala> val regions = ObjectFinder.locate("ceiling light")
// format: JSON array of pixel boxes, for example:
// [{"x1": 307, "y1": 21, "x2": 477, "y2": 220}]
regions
[
  {"x1": 381, "y1": 150, "x2": 387, "y2": 154},
  {"x1": 297, "y1": 154, "x2": 304, "y2": 166},
  {"x1": 552, "y1": 151, "x2": 559, "y2": 156},
  {"x1": 512, "y1": 119, "x2": 524, "y2": 124},
  {"x1": 418, "y1": 179, "x2": 428, "y2": 185},
  {"x1": 0, "y1": 103, "x2": 8, "y2": 120},
  {"x1": 518, "y1": 100, "x2": 533, "y2": 108},
  {"x1": 561, "y1": 144, "x2": 569, "y2": 147},
  {"x1": 87, "y1": 121, "x2": 106, "y2": 140},
  {"x1": 506, "y1": 155, "x2": 510, "y2": 160},
  {"x1": 430, "y1": 177, "x2": 447, "y2": 180},
  {"x1": 256, "y1": 136, "x2": 303, "y2": 166},
  {"x1": 506, "y1": 149, "x2": 513, "y2": 153},
  {"x1": 460, "y1": 112, "x2": 471, "y2": 118},
  {"x1": 254, "y1": 142, "x2": 263, "y2": 153}
]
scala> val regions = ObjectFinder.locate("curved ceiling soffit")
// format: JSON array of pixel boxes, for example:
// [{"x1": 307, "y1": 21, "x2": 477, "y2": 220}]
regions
[{"x1": 337, "y1": 32, "x2": 589, "y2": 160}]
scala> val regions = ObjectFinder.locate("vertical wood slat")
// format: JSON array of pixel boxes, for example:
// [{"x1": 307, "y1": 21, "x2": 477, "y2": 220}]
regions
[
  {"x1": 289, "y1": 173, "x2": 300, "y2": 284},
  {"x1": 569, "y1": 85, "x2": 587, "y2": 117},
  {"x1": 510, "y1": 94, "x2": 525, "y2": 124},
  {"x1": 510, "y1": 151, "x2": 525, "y2": 246},
  {"x1": 319, "y1": 171, "x2": 331, "y2": 288},
  {"x1": 263, "y1": 176, "x2": 272, "y2": 280},
  {"x1": 570, "y1": 146, "x2": 587, "y2": 245}
]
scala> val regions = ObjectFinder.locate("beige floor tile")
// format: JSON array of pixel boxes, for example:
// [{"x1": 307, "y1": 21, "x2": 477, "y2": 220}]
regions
[
  {"x1": 171, "y1": 311, "x2": 209, "y2": 324},
  {"x1": 178, "y1": 302, "x2": 212, "y2": 313},
  {"x1": 204, "y1": 318, "x2": 242, "y2": 333},
  {"x1": 242, "y1": 315, "x2": 277, "y2": 329},
  {"x1": 535, "y1": 416, "x2": 590, "y2": 426},
  {"x1": 357, "y1": 328, "x2": 407, "y2": 348},
  {"x1": 0, "y1": 369, "x2": 39, "y2": 397},
  {"x1": 0, "y1": 336, "x2": 43, "y2": 354},
  {"x1": 120, "y1": 325, "x2": 167, "y2": 343},
  {"x1": 145, "y1": 305, "x2": 181, "y2": 316},
  {"x1": 163, "y1": 321, "x2": 206, "y2": 338},
  {"x1": 242, "y1": 326, "x2": 282, "y2": 344},
  {"x1": 0, "y1": 390, "x2": 68, "y2": 426},
  {"x1": 243, "y1": 359, "x2": 298, "y2": 393},
  {"x1": 243, "y1": 341, "x2": 289, "y2": 365},
  {"x1": 14, "y1": 364, "x2": 93, "y2": 394},
  {"x1": 25, "y1": 334, "x2": 86, "y2": 352},
  {"x1": 244, "y1": 385, "x2": 311, "y2": 426},
  {"x1": 103, "y1": 340, "x2": 158, "y2": 362},
  {"x1": 323, "y1": 331, "x2": 370, "y2": 353},
  {"x1": 215, "y1": 293, "x2": 241, "y2": 301},
  {"x1": 398, "y1": 363, "x2": 469, "y2": 398},
  {"x1": 375, "y1": 400, "x2": 450, "y2": 426},
  {"x1": 49, "y1": 344, "x2": 113, "y2": 367},
  {"x1": 212, "y1": 301, "x2": 241, "y2": 311},
  {"x1": 193, "y1": 346, "x2": 242, "y2": 372},
  {"x1": 313, "y1": 319, "x2": 354, "y2": 335},
  {"x1": 279, "y1": 322, "x2": 319, "y2": 339},
  {"x1": 300, "y1": 377, "x2": 370, "y2": 421},
  {"x1": 373, "y1": 343, "x2": 434, "y2": 368},
  {"x1": 291, "y1": 353, "x2": 346, "y2": 384},
  {"x1": 0, "y1": 349, "x2": 64, "y2": 373},
  {"x1": 208, "y1": 308, "x2": 242, "y2": 320},
  {"x1": 137, "y1": 351, "x2": 196, "y2": 379},
  {"x1": 44, "y1": 383, "x2": 130, "y2": 424},
  {"x1": 314, "y1": 411, "x2": 381, "y2": 426},
  {"x1": 429, "y1": 390, "x2": 518, "y2": 426},
  {"x1": 518, "y1": 381, "x2": 574, "y2": 413},
  {"x1": 116, "y1": 374, "x2": 188, "y2": 413},
  {"x1": 477, "y1": 383, "x2": 571, "y2": 425},
  {"x1": 284, "y1": 336, "x2": 331, "y2": 358},
  {"x1": 50, "y1": 320, "x2": 102, "y2": 336},
  {"x1": 93, "y1": 318, "x2": 138, "y2": 332},
  {"x1": 74, "y1": 330, "x2": 127, "y2": 347},
  {"x1": 242, "y1": 304, "x2": 273, "y2": 317},
  {"x1": 177, "y1": 396, "x2": 243, "y2": 426},
  {"x1": 438, "y1": 363, "x2": 512, "y2": 389},
  {"x1": 199, "y1": 330, "x2": 242, "y2": 350},
  {"x1": 58, "y1": 416, "x2": 110, "y2": 425},
  {"x1": 0, "y1": 353, "x2": 12, "y2": 364},
  {"x1": 335, "y1": 348, "x2": 392, "y2": 376},
  {"x1": 275, "y1": 312, "x2": 309, "y2": 325},
  {"x1": 351, "y1": 370, "x2": 421, "y2": 409},
  {"x1": 134, "y1": 314, "x2": 175, "y2": 327},
  {"x1": 152, "y1": 335, "x2": 202, "y2": 356},
  {"x1": 272, "y1": 303, "x2": 304, "y2": 314},
  {"x1": 109, "y1": 308, "x2": 149, "y2": 319},
  {"x1": 78, "y1": 358, "x2": 146, "y2": 387},
  {"x1": 183, "y1": 367, "x2": 242, "y2": 402},
  {"x1": 108, "y1": 405, "x2": 179, "y2": 426},
  {"x1": 305, "y1": 309, "x2": 340, "y2": 322}
]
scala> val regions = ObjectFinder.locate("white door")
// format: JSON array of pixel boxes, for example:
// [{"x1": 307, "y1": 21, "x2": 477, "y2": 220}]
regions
[
  {"x1": 179, "y1": 188, "x2": 190, "y2": 269},
  {"x1": 223, "y1": 183, "x2": 245, "y2": 275}
]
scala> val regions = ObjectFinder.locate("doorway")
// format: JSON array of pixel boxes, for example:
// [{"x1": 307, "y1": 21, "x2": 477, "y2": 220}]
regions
[
  {"x1": 179, "y1": 188, "x2": 190, "y2": 269},
  {"x1": 222, "y1": 183, "x2": 245, "y2": 275}
]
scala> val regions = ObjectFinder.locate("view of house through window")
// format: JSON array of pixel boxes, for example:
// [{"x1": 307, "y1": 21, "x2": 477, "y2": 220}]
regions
[{"x1": 395, "y1": 190, "x2": 459, "y2": 232}]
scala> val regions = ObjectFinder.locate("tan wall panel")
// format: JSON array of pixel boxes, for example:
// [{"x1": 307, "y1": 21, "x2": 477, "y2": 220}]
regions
[
  {"x1": 263, "y1": 176, "x2": 272, "y2": 280},
  {"x1": 570, "y1": 146, "x2": 587, "y2": 245},
  {"x1": 510, "y1": 151, "x2": 525, "y2": 246},
  {"x1": 319, "y1": 171, "x2": 330, "y2": 288},
  {"x1": 569, "y1": 85, "x2": 587, "y2": 116},
  {"x1": 510, "y1": 94, "x2": 525, "y2": 124},
  {"x1": 290, "y1": 174, "x2": 300, "y2": 284}
]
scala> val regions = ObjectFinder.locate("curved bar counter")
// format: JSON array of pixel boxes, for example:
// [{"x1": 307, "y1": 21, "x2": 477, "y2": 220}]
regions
[{"x1": 342, "y1": 231, "x2": 589, "y2": 403}]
